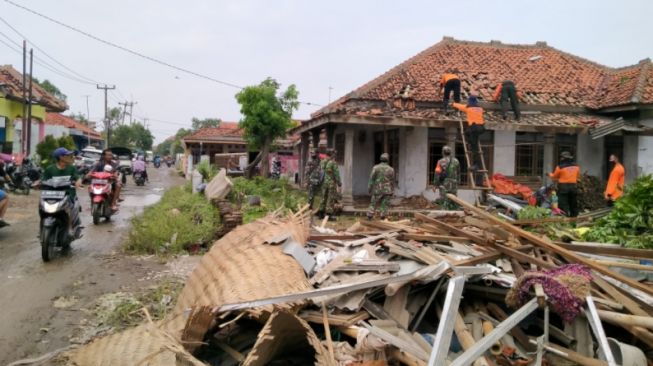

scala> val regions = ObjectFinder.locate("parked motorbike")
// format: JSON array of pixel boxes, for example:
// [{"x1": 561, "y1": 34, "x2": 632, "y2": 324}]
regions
[
  {"x1": 88, "y1": 171, "x2": 115, "y2": 225},
  {"x1": 39, "y1": 176, "x2": 82, "y2": 262},
  {"x1": 5, "y1": 161, "x2": 33, "y2": 195},
  {"x1": 133, "y1": 171, "x2": 146, "y2": 186}
]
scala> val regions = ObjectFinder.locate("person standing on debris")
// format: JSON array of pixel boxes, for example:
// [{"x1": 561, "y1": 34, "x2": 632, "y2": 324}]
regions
[
  {"x1": 549, "y1": 151, "x2": 580, "y2": 217},
  {"x1": 452, "y1": 95, "x2": 485, "y2": 170},
  {"x1": 433, "y1": 146, "x2": 460, "y2": 210},
  {"x1": 605, "y1": 154, "x2": 625, "y2": 206},
  {"x1": 304, "y1": 150, "x2": 322, "y2": 209},
  {"x1": 367, "y1": 153, "x2": 395, "y2": 220},
  {"x1": 493, "y1": 80, "x2": 521, "y2": 120},
  {"x1": 319, "y1": 149, "x2": 341, "y2": 219},
  {"x1": 439, "y1": 68, "x2": 461, "y2": 114}
]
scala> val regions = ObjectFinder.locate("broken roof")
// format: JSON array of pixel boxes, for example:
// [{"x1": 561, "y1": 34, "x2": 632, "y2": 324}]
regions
[
  {"x1": 312, "y1": 37, "x2": 652, "y2": 119},
  {"x1": 0, "y1": 65, "x2": 68, "y2": 112},
  {"x1": 182, "y1": 121, "x2": 245, "y2": 143},
  {"x1": 46, "y1": 112, "x2": 102, "y2": 139}
]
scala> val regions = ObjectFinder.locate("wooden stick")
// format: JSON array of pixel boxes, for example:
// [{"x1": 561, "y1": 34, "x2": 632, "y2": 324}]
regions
[
  {"x1": 322, "y1": 302, "x2": 336, "y2": 366},
  {"x1": 597, "y1": 309, "x2": 653, "y2": 330},
  {"x1": 591, "y1": 259, "x2": 653, "y2": 271},
  {"x1": 453, "y1": 311, "x2": 491, "y2": 366},
  {"x1": 414, "y1": 212, "x2": 487, "y2": 246},
  {"x1": 446, "y1": 194, "x2": 653, "y2": 298},
  {"x1": 557, "y1": 243, "x2": 653, "y2": 260}
]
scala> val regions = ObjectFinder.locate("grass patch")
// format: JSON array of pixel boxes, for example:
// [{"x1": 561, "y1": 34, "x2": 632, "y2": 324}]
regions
[
  {"x1": 100, "y1": 279, "x2": 183, "y2": 330},
  {"x1": 228, "y1": 176, "x2": 307, "y2": 223},
  {"x1": 125, "y1": 184, "x2": 220, "y2": 255}
]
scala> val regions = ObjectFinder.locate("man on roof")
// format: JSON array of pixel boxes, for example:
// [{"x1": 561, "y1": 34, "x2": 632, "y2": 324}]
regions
[
  {"x1": 493, "y1": 80, "x2": 522, "y2": 120},
  {"x1": 439, "y1": 68, "x2": 461, "y2": 114},
  {"x1": 452, "y1": 95, "x2": 485, "y2": 171}
]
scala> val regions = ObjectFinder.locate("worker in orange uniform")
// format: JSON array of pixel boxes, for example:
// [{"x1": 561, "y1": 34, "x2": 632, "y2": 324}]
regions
[
  {"x1": 452, "y1": 95, "x2": 484, "y2": 170},
  {"x1": 440, "y1": 69, "x2": 460, "y2": 114},
  {"x1": 604, "y1": 154, "x2": 625, "y2": 206},
  {"x1": 549, "y1": 151, "x2": 580, "y2": 217},
  {"x1": 493, "y1": 80, "x2": 521, "y2": 120}
]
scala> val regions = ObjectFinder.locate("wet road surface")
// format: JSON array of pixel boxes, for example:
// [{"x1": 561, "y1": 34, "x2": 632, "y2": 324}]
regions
[{"x1": 0, "y1": 167, "x2": 184, "y2": 363}]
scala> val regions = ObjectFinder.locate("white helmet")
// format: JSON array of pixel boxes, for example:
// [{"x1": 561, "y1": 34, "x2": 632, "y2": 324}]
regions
[{"x1": 103, "y1": 164, "x2": 114, "y2": 173}]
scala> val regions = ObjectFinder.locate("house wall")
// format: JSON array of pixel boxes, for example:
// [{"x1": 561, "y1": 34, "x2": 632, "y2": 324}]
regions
[
  {"x1": 576, "y1": 134, "x2": 604, "y2": 177},
  {"x1": 638, "y1": 112, "x2": 653, "y2": 176},
  {"x1": 492, "y1": 130, "x2": 515, "y2": 176},
  {"x1": 334, "y1": 124, "x2": 378, "y2": 196},
  {"x1": 398, "y1": 126, "x2": 428, "y2": 196},
  {"x1": 623, "y1": 134, "x2": 639, "y2": 183}
]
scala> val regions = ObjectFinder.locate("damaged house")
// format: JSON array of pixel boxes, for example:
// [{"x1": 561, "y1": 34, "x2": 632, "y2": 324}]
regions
[{"x1": 294, "y1": 37, "x2": 653, "y2": 205}]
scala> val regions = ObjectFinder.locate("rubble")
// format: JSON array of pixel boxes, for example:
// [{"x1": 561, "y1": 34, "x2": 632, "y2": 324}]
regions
[{"x1": 39, "y1": 199, "x2": 652, "y2": 365}]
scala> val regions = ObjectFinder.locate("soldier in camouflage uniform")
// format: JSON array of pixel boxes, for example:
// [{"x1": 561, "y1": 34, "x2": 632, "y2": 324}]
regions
[
  {"x1": 367, "y1": 153, "x2": 395, "y2": 220},
  {"x1": 319, "y1": 149, "x2": 341, "y2": 218},
  {"x1": 303, "y1": 150, "x2": 322, "y2": 209},
  {"x1": 433, "y1": 146, "x2": 460, "y2": 210}
]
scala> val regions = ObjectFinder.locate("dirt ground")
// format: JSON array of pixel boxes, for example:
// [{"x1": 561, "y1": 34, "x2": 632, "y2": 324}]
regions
[{"x1": 0, "y1": 166, "x2": 190, "y2": 364}]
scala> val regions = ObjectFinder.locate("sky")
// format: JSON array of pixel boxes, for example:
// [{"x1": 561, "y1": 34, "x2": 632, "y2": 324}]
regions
[{"x1": 0, "y1": 0, "x2": 651, "y2": 143}]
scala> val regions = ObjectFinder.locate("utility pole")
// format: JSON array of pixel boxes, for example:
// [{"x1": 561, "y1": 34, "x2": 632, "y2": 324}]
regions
[
  {"x1": 118, "y1": 101, "x2": 128, "y2": 125},
  {"x1": 83, "y1": 95, "x2": 91, "y2": 146},
  {"x1": 97, "y1": 84, "x2": 116, "y2": 148},
  {"x1": 26, "y1": 48, "x2": 33, "y2": 156},
  {"x1": 129, "y1": 101, "x2": 137, "y2": 125},
  {"x1": 21, "y1": 40, "x2": 26, "y2": 156}
]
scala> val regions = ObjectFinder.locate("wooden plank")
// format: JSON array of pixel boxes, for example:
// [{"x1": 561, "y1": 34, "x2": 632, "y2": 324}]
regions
[
  {"x1": 486, "y1": 302, "x2": 537, "y2": 352},
  {"x1": 322, "y1": 303, "x2": 337, "y2": 366},
  {"x1": 513, "y1": 216, "x2": 590, "y2": 226},
  {"x1": 493, "y1": 244, "x2": 553, "y2": 269},
  {"x1": 557, "y1": 243, "x2": 653, "y2": 260},
  {"x1": 447, "y1": 194, "x2": 653, "y2": 298},
  {"x1": 400, "y1": 233, "x2": 469, "y2": 242},
  {"x1": 214, "y1": 340, "x2": 245, "y2": 362},
  {"x1": 592, "y1": 275, "x2": 648, "y2": 317},
  {"x1": 414, "y1": 212, "x2": 488, "y2": 246},
  {"x1": 308, "y1": 234, "x2": 362, "y2": 241}
]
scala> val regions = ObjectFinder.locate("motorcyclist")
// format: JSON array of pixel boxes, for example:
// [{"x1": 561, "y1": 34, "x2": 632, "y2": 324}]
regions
[
  {"x1": 132, "y1": 155, "x2": 148, "y2": 182},
  {"x1": 0, "y1": 161, "x2": 9, "y2": 227},
  {"x1": 41, "y1": 147, "x2": 83, "y2": 231},
  {"x1": 153, "y1": 155, "x2": 161, "y2": 167},
  {"x1": 87, "y1": 148, "x2": 121, "y2": 211}
]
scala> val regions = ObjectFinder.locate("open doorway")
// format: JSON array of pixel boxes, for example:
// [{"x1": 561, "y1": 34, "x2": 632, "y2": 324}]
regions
[{"x1": 604, "y1": 135, "x2": 623, "y2": 180}]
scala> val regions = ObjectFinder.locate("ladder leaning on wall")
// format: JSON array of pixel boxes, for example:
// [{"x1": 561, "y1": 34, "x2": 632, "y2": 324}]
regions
[{"x1": 458, "y1": 118, "x2": 492, "y2": 205}]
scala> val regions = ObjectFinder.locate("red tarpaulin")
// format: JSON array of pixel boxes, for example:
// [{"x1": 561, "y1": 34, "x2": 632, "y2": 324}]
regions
[{"x1": 491, "y1": 173, "x2": 535, "y2": 204}]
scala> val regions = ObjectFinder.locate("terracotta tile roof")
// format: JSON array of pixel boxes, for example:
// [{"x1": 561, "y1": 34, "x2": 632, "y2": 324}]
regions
[
  {"x1": 46, "y1": 112, "x2": 102, "y2": 139},
  {"x1": 313, "y1": 38, "x2": 652, "y2": 118},
  {"x1": 182, "y1": 122, "x2": 245, "y2": 142},
  {"x1": 0, "y1": 65, "x2": 68, "y2": 112}
]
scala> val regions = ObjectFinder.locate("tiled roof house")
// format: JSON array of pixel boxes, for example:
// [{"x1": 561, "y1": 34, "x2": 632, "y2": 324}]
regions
[
  {"x1": 294, "y1": 37, "x2": 653, "y2": 204},
  {"x1": 182, "y1": 122, "x2": 248, "y2": 164}
]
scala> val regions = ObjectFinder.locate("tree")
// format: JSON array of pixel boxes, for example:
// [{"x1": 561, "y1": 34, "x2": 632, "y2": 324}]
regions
[
  {"x1": 68, "y1": 112, "x2": 89, "y2": 125},
  {"x1": 191, "y1": 117, "x2": 221, "y2": 131},
  {"x1": 236, "y1": 78, "x2": 299, "y2": 178},
  {"x1": 36, "y1": 135, "x2": 76, "y2": 166},
  {"x1": 110, "y1": 124, "x2": 154, "y2": 151},
  {"x1": 34, "y1": 78, "x2": 67, "y2": 101}
]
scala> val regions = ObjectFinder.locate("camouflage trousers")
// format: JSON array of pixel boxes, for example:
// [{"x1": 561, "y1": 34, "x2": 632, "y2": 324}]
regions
[
  {"x1": 307, "y1": 184, "x2": 320, "y2": 208},
  {"x1": 438, "y1": 179, "x2": 459, "y2": 210},
  {"x1": 368, "y1": 193, "x2": 391, "y2": 219},
  {"x1": 319, "y1": 184, "x2": 339, "y2": 215}
]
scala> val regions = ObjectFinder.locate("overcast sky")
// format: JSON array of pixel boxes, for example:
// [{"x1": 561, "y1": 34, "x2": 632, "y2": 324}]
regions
[{"x1": 1, "y1": 0, "x2": 651, "y2": 143}]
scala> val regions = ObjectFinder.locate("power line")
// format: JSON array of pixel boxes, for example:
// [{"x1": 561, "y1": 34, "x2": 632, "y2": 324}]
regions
[
  {"x1": 2, "y1": 0, "x2": 324, "y2": 107},
  {"x1": 0, "y1": 15, "x2": 101, "y2": 85}
]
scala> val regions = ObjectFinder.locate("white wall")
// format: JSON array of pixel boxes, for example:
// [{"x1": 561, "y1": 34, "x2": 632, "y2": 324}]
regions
[
  {"x1": 398, "y1": 126, "x2": 428, "y2": 196},
  {"x1": 493, "y1": 130, "x2": 515, "y2": 176},
  {"x1": 623, "y1": 135, "x2": 639, "y2": 183},
  {"x1": 638, "y1": 136, "x2": 653, "y2": 176},
  {"x1": 576, "y1": 134, "x2": 604, "y2": 177}
]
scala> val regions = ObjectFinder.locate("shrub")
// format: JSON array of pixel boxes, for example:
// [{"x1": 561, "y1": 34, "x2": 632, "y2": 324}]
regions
[
  {"x1": 229, "y1": 176, "x2": 307, "y2": 222},
  {"x1": 125, "y1": 186, "x2": 220, "y2": 255},
  {"x1": 197, "y1": 160, "x2": 218, "y2": 182}
]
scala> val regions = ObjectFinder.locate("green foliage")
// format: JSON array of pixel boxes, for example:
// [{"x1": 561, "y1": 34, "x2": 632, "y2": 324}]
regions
[
  {"x1": 197, "y1": 160, "x2": 218, "y2": 181},
  {"x1": 228, "y1": 176, "x2": 307, "y2": 223},
  {"x1": 111, "y1": 123, "x2": 154, "y2": 150},
  {"x1": 68, "y1": 112, "x2": 89, "y2": 125},
  {"x1": 34, "y1": 78, "x2": 67, "y2": 101},
  {"x1": 517, "y1": 206, "x2": 551, "y2": 220},
  {"x1": 235, "y1": 78, "x2": 299, "y2": 151},
  {"x1": 584, "y1": 175, "x2": 653, "y2": 248},
  {"x1": 126, "y1": 186, "x2": 220, "y2": 255},
  {"x1": 35, "y1": 134, "x2": 76, "y2": 165},
  {"x1": 191, "y1": 117, "x2": 221, "y2": 131}
]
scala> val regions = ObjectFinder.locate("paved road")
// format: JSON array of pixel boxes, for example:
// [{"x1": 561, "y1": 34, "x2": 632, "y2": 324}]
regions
[{"x1": 0, "y1": 166, "x2": 183, "y2": 364}]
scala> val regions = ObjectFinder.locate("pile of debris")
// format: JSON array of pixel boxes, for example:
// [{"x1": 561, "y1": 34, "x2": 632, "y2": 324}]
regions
[{"x1": 40, "y1": 195, "x2": 653, "y2": 365}]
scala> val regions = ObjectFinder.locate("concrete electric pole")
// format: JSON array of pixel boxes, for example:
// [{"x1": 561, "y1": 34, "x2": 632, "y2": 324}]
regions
[{"x1": 97, "y1": 84, "x2": 116, "y2": 148}]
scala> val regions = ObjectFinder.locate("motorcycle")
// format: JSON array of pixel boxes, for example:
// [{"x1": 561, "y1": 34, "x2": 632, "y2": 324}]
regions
[
  {"x1": 39, "y1": 176, "x2": 82, "y2": 262},
  {"x1": 5, "y1": 161, "x2": 32, "y2": 195},
  {"x1": 88, "y1": 171, "x2": 115, "y2": 225},
  {"x1": 133, "y1": 171, "x2": 146, "y2": 186},
  {"x1": 153, "y1": 159, "x2": 161, "y2": 168}
]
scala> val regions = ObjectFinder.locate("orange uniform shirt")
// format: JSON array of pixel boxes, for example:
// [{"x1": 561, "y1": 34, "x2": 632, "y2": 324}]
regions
[
  {"x1": 452, "y1": 103, "x2": 484, "y2": 125},
  {"x1": 605, "y1": 162, "x2": 625, "y2": 200},
  {"x1": 440, "y1": 73, "x2": 459, "y2": 86},
  {"x1": 549, "y1": 164, "x2": 580, "y2": 184}
]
